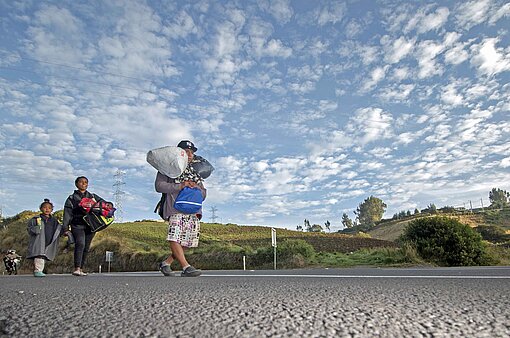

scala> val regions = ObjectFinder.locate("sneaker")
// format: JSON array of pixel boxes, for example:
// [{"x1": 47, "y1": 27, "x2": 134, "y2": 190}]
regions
[
  {"x1": 159, "y1": 262, "x2": 173, "y2": 277},
  {"x1": 72, "y1": 270, "x2": 81, "y2": 276},
  {"x1": 181, "y1": 266, "x2": 201, "y2": 277},
  {"x1": 80, "y1": 271, "x2": 88, "y2": 276},
  {"x1": 33, "y1": 271, "x2": 46, "y2": 277}
]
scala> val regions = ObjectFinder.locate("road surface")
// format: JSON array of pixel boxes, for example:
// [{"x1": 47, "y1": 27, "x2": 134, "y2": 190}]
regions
[{"x1": 1, "y1": 267, "x2": 509, "y2": 337}]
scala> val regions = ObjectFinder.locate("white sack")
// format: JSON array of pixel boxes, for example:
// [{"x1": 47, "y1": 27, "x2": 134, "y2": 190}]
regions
[{"x1": 147, "y1": 146, "x2": 188, "y2": 178}]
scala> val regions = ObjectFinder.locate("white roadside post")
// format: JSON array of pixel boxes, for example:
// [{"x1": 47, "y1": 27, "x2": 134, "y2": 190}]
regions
[
  {"x1": 105, "y1": 251, "x2": 114, "y2": 273},
  {"x1": 271, "y1": 228, "x2": 277, "y2": 270}
]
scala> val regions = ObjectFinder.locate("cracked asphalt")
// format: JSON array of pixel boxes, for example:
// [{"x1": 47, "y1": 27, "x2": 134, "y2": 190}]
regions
[{"x1": 1, "y1": 267, "x2": 509, "y2": 337}]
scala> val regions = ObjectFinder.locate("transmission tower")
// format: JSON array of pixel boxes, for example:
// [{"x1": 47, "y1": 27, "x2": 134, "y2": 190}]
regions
[
  {"x1": 113, "y1": 170, "x2": 126, "y2": 222},
  {"x1": 210, "y1": 206, "x2": 218, "y2": 223}
]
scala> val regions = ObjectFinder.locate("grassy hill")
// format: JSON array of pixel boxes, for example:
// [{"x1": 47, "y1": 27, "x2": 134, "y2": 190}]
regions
[
  {"x1": 1, "y1": 211, "x2": 399, "y2": 274},
  {"x1": 368, "y1": 208, "x2": 510, "y2": 242}
]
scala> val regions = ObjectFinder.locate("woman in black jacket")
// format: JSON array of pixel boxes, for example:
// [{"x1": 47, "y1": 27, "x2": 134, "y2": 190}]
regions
[{"x1": 63, "y1": 176, "x2": 104, "y2": 276}]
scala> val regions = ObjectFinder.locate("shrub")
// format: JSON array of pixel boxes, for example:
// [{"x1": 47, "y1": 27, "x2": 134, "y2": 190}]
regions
[
  {"x1": 248, "y1": 239, "x2": 316, "y2": 269},
  {"x1": 474, "y1": 225, "x2": 510, "y2": 243},
  {"x1": 277, "y1": 239, "x2": 315, "y2": 268},
  {"x1": 401, "y1": 216, "x2": 490, "y2": 266}
]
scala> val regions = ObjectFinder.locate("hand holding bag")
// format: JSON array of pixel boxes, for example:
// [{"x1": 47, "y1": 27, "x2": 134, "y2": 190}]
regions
[{"x1": 174, "y1": 187, "x2": 203, "y2": 214}]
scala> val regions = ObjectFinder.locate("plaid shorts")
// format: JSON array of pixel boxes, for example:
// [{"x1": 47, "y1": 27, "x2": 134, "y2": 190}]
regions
[{"x1": 167, "y1": 214, "x2": 200, "y2": 248}]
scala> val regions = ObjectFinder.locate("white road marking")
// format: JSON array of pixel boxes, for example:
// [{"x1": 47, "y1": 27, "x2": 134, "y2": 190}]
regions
[
  {"x1": 95, "y1": 272, "x2": 510, "y2": 279},
  {"x1": 202, "y1": 274, "x2": 510, "y2": 279}
]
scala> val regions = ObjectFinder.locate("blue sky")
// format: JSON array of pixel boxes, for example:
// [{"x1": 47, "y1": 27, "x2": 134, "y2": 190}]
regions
[{"x1": 0, "y1": 0, "x2": 509, "y2": 231}]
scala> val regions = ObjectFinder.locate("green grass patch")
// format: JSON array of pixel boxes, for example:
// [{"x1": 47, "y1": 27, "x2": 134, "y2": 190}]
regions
[{"x1": 312, "y1": 245, "x2": 425, "y2": 268}]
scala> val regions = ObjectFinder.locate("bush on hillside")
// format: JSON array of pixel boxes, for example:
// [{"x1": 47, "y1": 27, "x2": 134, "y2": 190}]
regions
[
  {"x1": 400, "y1": 216, "x2": 491, "y2": 266},
  {"x1": 474, "y1": 225, "x2": 510, "y2": 243}
]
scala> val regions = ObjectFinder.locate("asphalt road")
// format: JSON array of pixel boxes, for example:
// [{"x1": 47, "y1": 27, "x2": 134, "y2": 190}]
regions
[{"x1": 1, "y1": 267, "x2": 509, "y2": 337}]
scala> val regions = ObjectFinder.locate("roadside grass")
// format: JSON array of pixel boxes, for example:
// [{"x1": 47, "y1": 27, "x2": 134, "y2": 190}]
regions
[
  {"x1": 485, "y1": 244, "x2": 510, "y2": 266},
  {"x1": 311, "y1": 244, "x2": 426, "y2": 268}
]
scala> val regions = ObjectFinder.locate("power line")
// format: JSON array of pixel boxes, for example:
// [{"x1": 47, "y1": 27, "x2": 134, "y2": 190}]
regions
[
  {"x1": 0, "y1": 74, "x2": 145, "y2": 100},
  {"x1": 113, "y1": 170, "x2": 126, "y2": 222},
  {"x1": 0, "y1": 49, "x2": 155, "y2": 83},
  {"x1": 210, "y1": 206, "x2": 218, "y2": 223},
  {"x1": 0, "y1": 65, "x2": 159, "y2": 96}
]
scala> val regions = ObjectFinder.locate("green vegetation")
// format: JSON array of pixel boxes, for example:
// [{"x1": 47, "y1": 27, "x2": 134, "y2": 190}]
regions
[
  {"x1": 400, "y1": 217, "x2": 492, "y2": 266},
  {"x1": 354, "y1": 195, "x2": 387, "y2": 229},
  {"x1": 2, "y1": 203, "x2": 509, "y2": 273},
  {"x1": 312, "y1": 244, "x2": 424, "y2": 268},
  {"x1": 489, "y1": 188, "x2": 510, "y2": 208},
  {"x1": 1, "y1": 210, "x2": 411, "y2": 274}
]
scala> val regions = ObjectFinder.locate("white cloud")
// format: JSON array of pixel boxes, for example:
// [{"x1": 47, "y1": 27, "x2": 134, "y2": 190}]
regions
[
  {"x1": 441, "y1": 81, "x2": 464, "y2": 107},
  {"x1": 501, "y1": 157, "x2": 510, "y2": 168},
  {"x1": 252, "y1": 160, "x2": 269, "y2": 172},
  {"x1": 488, "y1": 3, "x2": 510, "y2": 24},
  {"x1": 315, "y1": 2, "x2": 347, "y2": 26},
  {"x1": 361, "y1": 65, "x2": 389, "y2": 91},
  {"x1": 455, "y1": 0, "x2": 492, "y2": 29},
  {"x1": 444, "y1": 43, "x2": 470, "y2": 65},
  {"x1": 352, "y1": 107, "x2": 394, "y2": 145},
  {"x1": 381, "y1": 36, "x2": 415, "y2": 64},
  {"x1": 379, "y1": 84, "x2": 415, "y2": 102},
  {"x1": 0, "y1": 149, "x2": 74, "y2": 183},
  {"x1": 259, "y1": 0, "x2": 294, "y2": 24},
  {"x1": 470, "y1": 38, "x2": 510, "y2": 76},
  {"x1": 391, "y1": 67, "x2": 411, "y2": 81},
  {"x1": 345, "y1": 19, "x2": 364, "y2": 38},
  {"x1": 27, "y1": 5, "x2": 96, "y2": 64},
  {"x1": 415, "y1": 40, "x2": 445, "y2": 78},
  {"x1": 405, "y1": 6, "x2": 449, "y2": 34},
  {"x1": 162, "y1": 10, "x2": 198, "y2": 39}
]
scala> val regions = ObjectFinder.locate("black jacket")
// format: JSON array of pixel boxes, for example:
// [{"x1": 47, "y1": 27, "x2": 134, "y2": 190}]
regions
[{"x1": 63, "y1": 190, "x2": 103, "y2": 230}]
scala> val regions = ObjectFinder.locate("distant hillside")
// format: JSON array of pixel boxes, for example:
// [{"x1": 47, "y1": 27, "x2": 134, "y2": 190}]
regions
[
  {"x1": 368, "y1": 208, "x2": 510, "y2": 242},
  {"x1": 1, "y1": 211, "x2": 396, "y2": 273}
]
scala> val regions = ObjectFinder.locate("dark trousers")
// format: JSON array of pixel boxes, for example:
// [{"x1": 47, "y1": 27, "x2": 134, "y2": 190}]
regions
[{"x1": 71, "y1": 226, "x2": 95, "y2": 269}]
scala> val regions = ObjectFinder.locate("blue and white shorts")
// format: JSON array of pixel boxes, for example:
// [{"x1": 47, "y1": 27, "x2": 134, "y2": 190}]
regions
[{"x1": 167, "y1": 214, "x2": 200, "y2": 248}]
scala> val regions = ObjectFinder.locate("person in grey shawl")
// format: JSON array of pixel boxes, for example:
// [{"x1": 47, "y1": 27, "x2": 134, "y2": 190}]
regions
[{"x1": 27, "y1": 199, "x2": 65, "y2": 277}]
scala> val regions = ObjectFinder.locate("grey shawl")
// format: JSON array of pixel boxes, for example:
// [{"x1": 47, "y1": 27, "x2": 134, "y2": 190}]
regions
[{"x1": 27, "y1": 215, "x2": 64, "y2": 261}]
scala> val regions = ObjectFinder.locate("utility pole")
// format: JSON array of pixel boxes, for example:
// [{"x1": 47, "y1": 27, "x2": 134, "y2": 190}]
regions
[
  {"x1": 271, "y1": 228, "x2": 277, "y2": 270},
  {"x1": 469, "y1": 200, "x2": 473, "y2": 213},
  {"x1": 113, "y1": 170, "x2": 126, "y2": 222},
  {"x1": 210, "y1": 206, "x2": 218, "y2": 223}
]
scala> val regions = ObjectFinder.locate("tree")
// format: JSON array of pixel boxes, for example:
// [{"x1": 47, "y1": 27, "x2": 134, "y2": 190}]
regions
[
  {"x1": 296, "y1": 225, "x2": 303, "y2": 231},
  {"x1": 304, "y1": 219, "x2": 311, "y2": 232},
  {"x1": 489, "y1": 188, "x2": 510, "y2": 209},
  {"x1": 324, "y1": 220, "x2": 331, "y2": 233},
  {"x1": 354, "y1": 196, "x2": 387, "y2": 228},
  {"x1": 341, "y1": 213, "x2": 353, "y2": 228},
  {"x1": 309, "y1": 224, "x2": 323, "y2": 232},
  {"x1": 414, "y1": 208, "x2": 420, "y2": 215},
  {"x1": 424, "y1": 203, "x2": 437, "y2": 214}
]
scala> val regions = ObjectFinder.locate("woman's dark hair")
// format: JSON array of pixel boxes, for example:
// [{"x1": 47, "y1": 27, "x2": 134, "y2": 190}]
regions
[
  {"x1": 75, "y1": 176, "x2": 88, "y2": 185},
  {"x1": 40, "y1": 198, "x2": 53, "y2": 210}
]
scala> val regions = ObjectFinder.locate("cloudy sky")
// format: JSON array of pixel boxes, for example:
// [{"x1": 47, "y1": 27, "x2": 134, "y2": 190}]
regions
[{"x1": 0, "y1": 0, "x2": 509, "y2": 230}]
